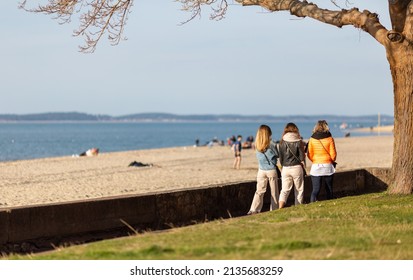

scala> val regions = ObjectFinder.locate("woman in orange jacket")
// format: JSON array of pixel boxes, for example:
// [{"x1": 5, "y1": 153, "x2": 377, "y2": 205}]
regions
[{"x1": 307, "y1": 120, "x2": 337, "y2": 202}]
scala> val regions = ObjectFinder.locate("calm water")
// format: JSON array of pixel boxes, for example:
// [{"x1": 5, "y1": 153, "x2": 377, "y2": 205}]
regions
[{"x1": 0, "y1": 121, "x2": 391, "y2": 162}]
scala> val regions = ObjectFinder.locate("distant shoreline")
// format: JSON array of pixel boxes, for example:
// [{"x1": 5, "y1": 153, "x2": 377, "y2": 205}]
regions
[
  {"x1": 0, "y1": 119, "x2": 396, "y2": 125},
  {"x1": 0, "y1": 112, "x2": 394, "y2": 123}
]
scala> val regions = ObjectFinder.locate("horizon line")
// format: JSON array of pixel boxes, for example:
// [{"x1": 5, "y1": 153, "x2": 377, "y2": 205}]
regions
[{"x1": 0, "y1": 111, "x2": 395, "y2": 118}]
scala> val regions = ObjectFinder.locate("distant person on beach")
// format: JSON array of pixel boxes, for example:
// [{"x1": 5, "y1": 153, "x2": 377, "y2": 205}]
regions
[
  {"x1": 247, "y1": 125, "x2": 279, "y2": 215},
  {"x1": 278, "y1": 123, "x2": 305, "y2": 208},
  {"x1": 232, "y1": 135, "x2": 242, "y2": 169},
  {"x1": 208, "y1": 137, "x2": 224, "y2": 147},
  {"x1": 307, "y1": 120, "x2": 337, "y2": 202},
  {"x1": 78, "y1": 148, "x2": 99, "y2": 157},
  {"x1": 242, "y1": 135, "x2": 254, "y2": 149}
]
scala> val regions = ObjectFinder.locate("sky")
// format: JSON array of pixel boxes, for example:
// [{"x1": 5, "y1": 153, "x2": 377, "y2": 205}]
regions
[{"x1": 1, "y1": 1, "x2": 394, "y2": 117}]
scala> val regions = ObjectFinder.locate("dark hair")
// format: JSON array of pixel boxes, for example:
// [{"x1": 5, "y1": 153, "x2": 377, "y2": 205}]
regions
[{"x1": 280, "y1": 123, "x2": 300, "y2": 143}]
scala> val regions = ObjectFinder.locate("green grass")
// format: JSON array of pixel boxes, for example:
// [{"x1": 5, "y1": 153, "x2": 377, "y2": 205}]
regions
[{"x1": 5, "y1": 192, "x2": 413, "y2": 260}]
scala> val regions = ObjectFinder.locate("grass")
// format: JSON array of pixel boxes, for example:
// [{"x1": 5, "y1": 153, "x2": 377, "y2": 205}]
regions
[{"x1": 5, "y1": 192, "x2": 413, "y2": 260}]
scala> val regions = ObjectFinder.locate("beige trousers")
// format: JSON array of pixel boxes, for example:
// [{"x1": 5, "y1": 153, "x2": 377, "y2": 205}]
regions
[
  {"x1": 279, "y1": 165, "x2": 304, "y2": 205},
  {"x1": 249, "y1": 169, "x2": 279, "y2": 213}
]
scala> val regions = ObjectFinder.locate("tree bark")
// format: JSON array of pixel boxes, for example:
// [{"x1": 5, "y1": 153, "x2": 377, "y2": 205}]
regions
[
  {"x1": 389, "y1": 0, "x2": 410, "y2": 32},
  {"x1": 387, "y1": 1, "x2": 413, "y2": 194},
  {"x1": 389, "y1": 49, "x2": 413, "y2": 194}
]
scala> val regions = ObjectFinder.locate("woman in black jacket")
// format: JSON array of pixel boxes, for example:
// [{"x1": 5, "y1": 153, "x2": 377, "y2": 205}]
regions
[{"x1": 278, "y1": 123, "x2": 306, "y2": 208}]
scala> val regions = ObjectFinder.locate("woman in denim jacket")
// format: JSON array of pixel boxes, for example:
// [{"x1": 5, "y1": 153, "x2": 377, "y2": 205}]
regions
[{"x1": 247, "y1": 124, "x2": 280, "y2": 215}]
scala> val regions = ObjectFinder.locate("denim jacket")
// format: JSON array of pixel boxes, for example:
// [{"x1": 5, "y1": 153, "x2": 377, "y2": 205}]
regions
[{"x1": 256, "y1": 141, "x2": 279, "y2": 170}]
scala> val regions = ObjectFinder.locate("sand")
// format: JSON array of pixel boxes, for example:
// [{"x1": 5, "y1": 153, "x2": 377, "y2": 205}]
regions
[
  {"x1": 0, "y1": 135, "x2": 393, "y2": 209},
  {"x1": 351, "y1": 125, "x2": 394, "y2": 133}
]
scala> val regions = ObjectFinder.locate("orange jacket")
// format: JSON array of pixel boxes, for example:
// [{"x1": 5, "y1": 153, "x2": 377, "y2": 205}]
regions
[{"x1": 307, "y1": 136, "x2": 337, "y2": 164}]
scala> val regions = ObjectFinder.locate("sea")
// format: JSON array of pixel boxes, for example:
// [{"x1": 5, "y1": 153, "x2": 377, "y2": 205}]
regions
[{"x1": 0, "y1": 121, "x2": 393, "y2": 162}]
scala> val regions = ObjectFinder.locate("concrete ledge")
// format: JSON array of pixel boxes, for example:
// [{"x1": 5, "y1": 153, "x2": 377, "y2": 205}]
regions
[{"x1": 0, "y1": 168, "x2": 391, "y2": 254}]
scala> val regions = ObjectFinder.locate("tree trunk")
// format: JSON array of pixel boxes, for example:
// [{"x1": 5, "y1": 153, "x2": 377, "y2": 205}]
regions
[{"x1": 388, "y1": 44, "x2": 413, "y2": 194}]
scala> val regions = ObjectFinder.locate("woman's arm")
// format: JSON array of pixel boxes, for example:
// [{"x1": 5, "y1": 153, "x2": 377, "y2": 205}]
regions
[
  {"x1": 329, "y1": 138, "x2": 337, "y2": 161},
  {"x1": 307, "y1": 139, "x2": 314, "y2": 162}
]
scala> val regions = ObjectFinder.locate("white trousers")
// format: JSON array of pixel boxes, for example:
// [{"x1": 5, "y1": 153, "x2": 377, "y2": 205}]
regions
[
  {"x1": 279, "y1": 165, "x2": 304, "y2": 205},
  {"x1": 249, "y1": 169, "x2": 279, "y2": 212}
]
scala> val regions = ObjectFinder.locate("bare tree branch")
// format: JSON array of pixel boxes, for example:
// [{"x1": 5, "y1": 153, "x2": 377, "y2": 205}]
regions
[
  {"x1": 389, "y1": 0, "x2": 410, "y2": 32},
  {"x1": 19, "y1": 0, "x2": 134, "y2": 53},
  {"x1": 403, "y1": 1, "x2": 413, "y2": 41},
  {"x1": 18, "y1": 0, "x2": 392, "y2": 52},
  {"x1": 178, "y1": 0, "x2": 228, "y2": 24},
  {"x1": 236, "y1": 0, "x2": 389, "y2": 46}
]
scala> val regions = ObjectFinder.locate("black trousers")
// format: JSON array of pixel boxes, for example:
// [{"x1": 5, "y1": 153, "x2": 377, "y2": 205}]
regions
[{"x1": 310, "y1": 175, "x2": 334, "y2": 202}]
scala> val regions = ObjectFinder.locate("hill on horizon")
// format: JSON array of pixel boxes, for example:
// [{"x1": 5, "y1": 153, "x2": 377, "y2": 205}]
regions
[{"x1": 0, "y1": 112, "x2": 394, "y2": 123}]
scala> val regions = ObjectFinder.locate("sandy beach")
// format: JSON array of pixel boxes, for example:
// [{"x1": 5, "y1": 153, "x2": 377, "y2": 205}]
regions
[
  {"x1": 0, "y1": 135, "x2": 393, "y2": 209},
  {"x1": 351, "y1": 125, "x2": 394, "y2": 133}
]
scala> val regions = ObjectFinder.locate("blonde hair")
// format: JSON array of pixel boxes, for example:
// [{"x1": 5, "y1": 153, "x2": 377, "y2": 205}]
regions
[
  {"x1": 313, "y1": 120, "x2": 330, "y2": 133},
  {"x1": 255, "y1": 125, "x2": 272, "y2": 152}
]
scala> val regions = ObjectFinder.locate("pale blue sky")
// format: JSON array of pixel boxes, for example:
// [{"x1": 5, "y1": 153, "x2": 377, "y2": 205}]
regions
[{"x1": 1, "y1": 1, "x2": 393, "y2": 116}]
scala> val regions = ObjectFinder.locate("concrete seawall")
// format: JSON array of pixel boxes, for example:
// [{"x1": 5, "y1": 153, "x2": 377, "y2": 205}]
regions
[{"x1": 0, "y1": 168, "x2": 392, "y2": 254}]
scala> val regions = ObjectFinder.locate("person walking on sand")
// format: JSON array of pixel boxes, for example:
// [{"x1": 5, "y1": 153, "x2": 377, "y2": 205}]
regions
[
  {"x1": 278, "y1": 123, "x2": 305, "y2": 208},
  {"x1": 232, "y1": 135, "x2": 242, "y2": 169},
  {"x1": 307, "y1": 120, "x2": 337, "y2": 202},
  {"x1": 247, "y1": 125, "x2": 279, "y2": 215}
]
